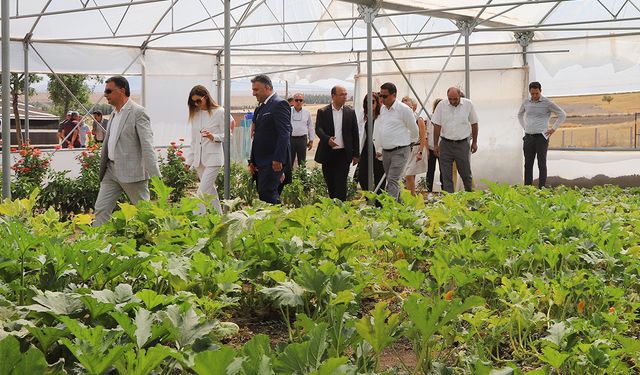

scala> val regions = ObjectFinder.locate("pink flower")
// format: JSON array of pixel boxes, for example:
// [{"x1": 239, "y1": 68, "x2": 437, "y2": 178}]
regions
[{"x1": 19, "y1": 149, "x2": 27, "y2": 157}]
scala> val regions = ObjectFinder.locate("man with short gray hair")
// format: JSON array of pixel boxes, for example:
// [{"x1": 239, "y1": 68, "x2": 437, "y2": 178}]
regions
[{"x1": 432, "y1": 87, "x2": 479, "y2": 193}]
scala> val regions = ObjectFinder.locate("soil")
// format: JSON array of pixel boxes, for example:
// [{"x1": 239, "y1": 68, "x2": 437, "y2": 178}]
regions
[{"x1": 543, "y1": 174, "x2": 640, "y2": 188}]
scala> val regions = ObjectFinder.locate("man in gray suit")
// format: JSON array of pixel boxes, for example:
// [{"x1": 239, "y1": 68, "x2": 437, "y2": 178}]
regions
[{"x1": 93, "y1": 76, "x2": 161, "y2": 226}]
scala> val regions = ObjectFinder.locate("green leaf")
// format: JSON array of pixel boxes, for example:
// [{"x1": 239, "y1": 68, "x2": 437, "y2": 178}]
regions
[
  {"x1": 394, "y1": 259, "x2": 426, "y2": 289},
  {"x1": 135, "y1": 308, "x2": 154, "y2": 349},
  {"x1": 136, "y1": 289, "x2": 169, "y2": 310},
  {"x1": 354, "y1": 301, "x2": 399, "y2": 355},
  {"x1": 538, "y1": 346, "x2": 569, "y2": 369},
  {"x1": 191, "y1": 346, "x2": 239, "y2": 375},
  {"x1": 26, "y1": 326, "x2": 68, "y2": 353},
  {"x1": 586, "y1": 345, "x2": 609, "y2": 369},
  {"x1": 295, "y1": 261, "x2": 329, "y2": 298},
  {"x1": 542, "y1": 321, "x2": 570, "y2": 349},
  {"x1": 26, "y1": 289, "x2": 83, "y2": 315},
  {"x1": 0, "y1": 336, "x2": 48, "y2": 375},
  {"x1": 310, "y1": 357, "x2": 354, "y2": 375},
  {"x1": 118, "y1": 202, "x2": 139, "y2": 222},
  {"x1": 80, "y1": 295, "x2": 116, "y2": 319},
  {"x1": 276, "y1": 323, "x2": 328, "y2": 373},
  {"x1": 329, "y1": 290, "x2": 355, "y2": 305},
  {"x1": 241, "y1": 334, "x2": 273, "y2": 375},
  {"x1": 264, "y1": 270, "x2": 287, "y2": 283},
  {"x1": 114, "y1": 345, "x2": 173, "y2": 375},
  {"x1": 161, "y1": 304, "x2": 216, "y2": 349},
  {"x1": 261, "y1": 281, "x2": 305, "y2": 308}
]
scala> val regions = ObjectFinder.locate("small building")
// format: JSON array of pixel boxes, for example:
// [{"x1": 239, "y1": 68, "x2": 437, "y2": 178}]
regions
[{"x1": 0, "y1": 102, "x2": 60, "y2": 148}]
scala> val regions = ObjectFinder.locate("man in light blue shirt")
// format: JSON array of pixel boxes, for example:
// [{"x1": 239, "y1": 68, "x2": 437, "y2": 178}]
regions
[{"x1": 517, "y1": 81, "x2": 566, "y2": 188}]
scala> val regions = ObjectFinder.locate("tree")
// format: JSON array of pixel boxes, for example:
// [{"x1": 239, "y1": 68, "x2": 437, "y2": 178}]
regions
[
  {"x1": 602, "y1": 95, "x2": 614, "y2": 104},
  {"x1": 47, "y1": 74, "x2": 103, "y2": 118},
  {"x1": 0, "y1": 73, "x2": 43, "y2": 146}
]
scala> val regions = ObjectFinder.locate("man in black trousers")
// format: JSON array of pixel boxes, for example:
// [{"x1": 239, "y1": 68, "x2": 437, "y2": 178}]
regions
[
  {"x1": 314, "y1": 86, "x2": 360, "y2": 201},
  {"x1": 249, "y1": 74, "x2": 292, "y2": 204}
]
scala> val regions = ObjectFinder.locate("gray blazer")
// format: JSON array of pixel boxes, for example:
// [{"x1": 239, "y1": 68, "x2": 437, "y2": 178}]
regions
[{"x1": 99, "y1": 100, "x2": 161, "y2": 183}]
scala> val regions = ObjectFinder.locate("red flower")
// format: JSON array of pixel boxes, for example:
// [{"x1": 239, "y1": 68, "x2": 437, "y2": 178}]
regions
[
  {"x1": 82, "y1": 163, "x2": 89, "y2": 168},
  {"x1": 179, "y1": 138, "x2": 184, "y2": 142},
  {"x1": 577, "y1": 299, "x2": 585, "y2": 314},
  {"x1": 10, "y1": 147, "x2": 17, "y2": 152},
  {"x1": 82, "y1": 151, "x2": 88, "y2": 157},
  {"x1": 54, "y1": 145, "x2": 61, "y2": 150},
  {"x1": 176, "y1": 151, "x2": 183, "y2": 156},
  {"x1": 609, "y1": 306, "x2": 616, "y2": 314},
  {"x1": 180, "y1": 156, "x2": 186, "y2": 161},
  {"x1": 33, "y1": 149, "x2": 41, "y2": 156},
  {"x1": 23, "y1": 167, "x2": 31, "y2": 173},
  {"x1": 170, "y1": 141, "x2": 176, "y2": 146}
]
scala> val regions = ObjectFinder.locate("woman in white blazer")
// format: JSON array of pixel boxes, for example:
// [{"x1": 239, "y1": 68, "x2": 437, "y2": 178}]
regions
[{"x1": 186, "y1": 85, "x2": 225, "y2": 214}]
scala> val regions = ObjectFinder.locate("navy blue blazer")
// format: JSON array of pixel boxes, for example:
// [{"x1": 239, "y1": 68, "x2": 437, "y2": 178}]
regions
[
  {"x1": 314, "y1": 104, "x2": 360, "y2": 164},
  {"x1": 250, "y1": 94, "x2": 292, "y2": 168}
]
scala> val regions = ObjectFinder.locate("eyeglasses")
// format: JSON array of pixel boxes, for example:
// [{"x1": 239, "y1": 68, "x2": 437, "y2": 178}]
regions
[
  {"x1": 379, "y1": 94, "x2": 389, "y2": 99},
  {"x1": 294, "y1": 99, "x2": 304, "y2": 102}
]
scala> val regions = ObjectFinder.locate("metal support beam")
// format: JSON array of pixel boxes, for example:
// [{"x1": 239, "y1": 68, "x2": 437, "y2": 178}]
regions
[
  {"x1": 456, "y1": 20, "x2": 474, "y2": 98},
  {"x1": 2, "y1": 0, "x2": 10, "y2": 198},
  {"x1": 223, "y1": 0, "x2": 231, "y2": 200},
  {"x1": 23, "y1": 38, "x2": 30, "y2": 143},
  {"x1": 514, "y1": 31, "x2": 534, "y2": 66},
  {"x1": 372, "y1": 24, "x2": 431, "y2": 118},
  {"x1": 358, "y1": 3, "x2": 378, "y2": 191},
  {"x1": 216, "y1": 52, "x2": 222, "y2": 105}
]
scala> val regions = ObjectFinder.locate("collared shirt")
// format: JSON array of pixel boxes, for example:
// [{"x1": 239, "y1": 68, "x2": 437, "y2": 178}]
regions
[
  {"x1": 108, "y1": 98, "x2": 132, "y2": 161},
  {"x1": 332, "y1": 104, "x2": 344, "y2": 149},
  {"x1": 372, "y1": 99, "x2": 419, "y2": 152},
  {"x1": 432, "y1": 98, "x2": 478, "y2": 140},
  {"x1": 518, "y1": 95, "x2": 566, "y2": 134},
  {"x1": 291, "y1": 107, "x2": 314, "y2": 140},
  {"x1": 260, "y1": 92, "x2": 275, "y2": 107}
]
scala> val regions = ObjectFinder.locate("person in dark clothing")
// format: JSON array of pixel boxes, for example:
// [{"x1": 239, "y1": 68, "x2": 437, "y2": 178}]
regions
[{"x1": 356, "y1": 92, "x2": 385, "y2": 192}]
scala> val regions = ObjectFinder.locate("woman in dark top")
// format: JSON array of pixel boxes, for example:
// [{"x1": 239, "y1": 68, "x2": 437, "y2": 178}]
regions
[{"x1": 356, "y1": 93, "x2": 385, "y2": 191}]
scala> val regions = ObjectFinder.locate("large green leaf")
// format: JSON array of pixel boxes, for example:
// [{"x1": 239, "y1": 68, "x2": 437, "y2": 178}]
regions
[
  {"x1": 241, "y1": 334, "x2": 273, "y2": 375},
  {"x1": 354, "y1": 301, "x2": 400, "y2": 355},
  {"x1": 191, "y1": 346, "x2": 240, "y2": 375},
  {"x1": 114, "y1": 345, "x2": 173, "y2": 375},
  {"x1": 261, "y1": 281, "x2": 305, "y2": 308},
  {"x1": 26, "y1": 289, "x2": 83, "y2": 315},
  {"x1": 0, "y1": 336, "x2": 48, "y2": 375},
  {"x1": 275, "y1": 323, "x2": 328, "y2": 374},
  {"x1": 161, "y1": 304, "x2": 216, "y2": 349}
]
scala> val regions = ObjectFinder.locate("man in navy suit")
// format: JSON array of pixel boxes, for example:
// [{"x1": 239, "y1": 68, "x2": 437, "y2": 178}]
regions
[
  {"x1": 314, "y1": 86, "x2": 360, "y2": 201},
  {"x1": 249, "y1": 74, "x2": 291, "y2": 204}
]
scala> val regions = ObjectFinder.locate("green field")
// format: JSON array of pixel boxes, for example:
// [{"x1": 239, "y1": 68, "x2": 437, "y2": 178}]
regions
[{"x1": 1, "y1": 183, "x2": 640, "y2": 374}]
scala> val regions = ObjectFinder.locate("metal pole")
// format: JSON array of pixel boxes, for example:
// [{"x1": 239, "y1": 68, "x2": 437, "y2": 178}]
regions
[
  {"x1": 23, "y1": 40, "x2": 30, "y2": 143},
  {"x1": 216, "y1": 52, "x2": 222, "y2": 103},
  {"x1": 366, "y1": 14, "x2": 373, "y2": 191},
  {"x1": 223, "y1": 0, "x2": 231, "y2": 200},
  {"x1": 635, "y1": 112, "x2": 638, "y2": 148},
  {"x1": 464, "y1": 31, "x2": 470, "y2": 99},
  {"x1": 2, "y1": 0, "x2": 11, "y2": 199},
  {"x1": 141, "y1": 52, "x2": 146, "y2": 107}
]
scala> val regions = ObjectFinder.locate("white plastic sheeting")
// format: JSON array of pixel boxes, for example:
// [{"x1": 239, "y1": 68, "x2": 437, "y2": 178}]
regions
[
  {"x1": 355, "y1": 68, "x2": 526, "y2": 187},
  {"x1": 1, "y1": 0, "x2": 640, "y2": 185}
]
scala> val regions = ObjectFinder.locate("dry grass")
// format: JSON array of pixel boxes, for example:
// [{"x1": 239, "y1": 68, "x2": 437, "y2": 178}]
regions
[{"x1": 551, "y1": 92, "x2": 640, "y2": 115}]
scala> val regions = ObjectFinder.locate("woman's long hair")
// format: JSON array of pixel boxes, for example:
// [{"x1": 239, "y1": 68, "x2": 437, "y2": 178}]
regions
[
  {"x1": 188, "y1": 85, "x2": 219, "y2": 122},
  {"x1": 362, "y1": 92, "x2": 380, "y2": 122}
]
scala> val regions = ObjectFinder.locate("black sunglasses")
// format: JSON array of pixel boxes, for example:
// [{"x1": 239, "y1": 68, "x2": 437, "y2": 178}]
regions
[{"x1": 294, "y1": 99, "x2": 304, "y2": 102}]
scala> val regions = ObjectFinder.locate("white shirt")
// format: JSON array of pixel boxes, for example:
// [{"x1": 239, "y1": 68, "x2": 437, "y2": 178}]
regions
[
  {"x1": 426, "y1": 118, "x2": 436, "y2": 150},
  {"x1": 260, "y1": 92, "x2": 275, "y2": 106},
  {"x1": 372, "y1": 99, "x2": 419, "y2": 152},
  {"x1": 332, "y1": 104, "x2": 344, "y2": 149},
  {"x1": 431, "y1": 98, "x2": 478, "y2": 141},
  {"x1": 107, "y1": 99, "x2": 132, "y2": 161},
  {"x1": 291, "y1": 107, "x2": 314, "y2": 140}
]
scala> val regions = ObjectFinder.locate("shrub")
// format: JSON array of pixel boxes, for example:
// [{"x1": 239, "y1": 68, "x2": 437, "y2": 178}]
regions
[
  {"x1": 11, "y1": 145, "x2": 51, "y2": 199},
  {"x1": 159, "y1": 141, "x2": 198, "y2": 202}
]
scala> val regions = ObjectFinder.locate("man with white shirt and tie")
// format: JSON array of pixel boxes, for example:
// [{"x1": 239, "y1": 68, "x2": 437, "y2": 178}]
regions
[
  {"x1": 432, "y1": 87, "x2": 479, "y2": 193},
  {"x1": 314, "y1": 86, "x2": 359, "y2": 201},
  {"x1": 93, "y1": 76, "x2": 161, "y2": 226},
  {"x1": 372, "y1": 82, "x2": 419, "y2": 201},
  {"x1": 517, "y1": 81, "x2": 566, "y2": 188},
  {"x1": 290, "y1": 93, "x2": 314, "y2": 168}
]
